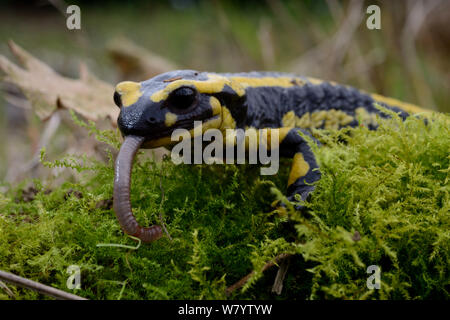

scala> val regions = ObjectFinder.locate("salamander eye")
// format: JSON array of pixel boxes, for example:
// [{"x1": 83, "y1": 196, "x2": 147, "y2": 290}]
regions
[
  {"x1": 113, "y1": 91, "x2": 122, "y2": 108},
  {"x1": 167, "y1": 87, "x2": 197, "y2": 112}
]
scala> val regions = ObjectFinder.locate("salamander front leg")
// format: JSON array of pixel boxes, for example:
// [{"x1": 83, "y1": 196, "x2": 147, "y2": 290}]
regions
[{"x1": 279, "y1": 128, "x2": 321, "y2": 209}]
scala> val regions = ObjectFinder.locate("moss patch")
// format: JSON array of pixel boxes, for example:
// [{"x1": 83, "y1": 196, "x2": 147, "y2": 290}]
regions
[{"x1": 0, "y1": 110, "x2": 448, "y2": 300}]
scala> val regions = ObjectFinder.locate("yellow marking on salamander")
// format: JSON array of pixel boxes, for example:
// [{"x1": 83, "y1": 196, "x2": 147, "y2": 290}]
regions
[
  {"x1": 288, "y1": 153, "x2": 310, "y2": 186},
  {"x1": 306, "y1": 77, "x2": 324, "y2": 85},
  {"x1": 229, "y1": 76, "x2": 306, "y2": 88},
  {"x1": 115, "y1": 81, "x2": 142, "y2": 107},
  {"x1": 225, "y1": 127, "x2": 291, "y2": 151},
  {"x1": 282, "y1": 111, "x2": 296, "y2": 128},
  {"x1": 282, "y1": 109, "x2": 355, "y2": 130},
  {"x1": 209, "y1": 96, "x2": 222, "y2": 116},
  {"x1": 150, "y1": 74, "x2": 245, "y2": 103},
  {"x1": 305, "y1": 77, "x2": 339, "y2": 86},
  {"x1": 259, "y1": 127, "x2": 291, "y2": 149},
  {"x1": 370, "y1": 93, "x2": 429, "y2": 114},
  {"x1": 143, "y1": 116, "x2": 222, "y2": 148},
  {"x1": 164, "y1": 112, "x2": 178, "y2": 127},
  {"x1": 219, "y1": 106, "x2": 236, "y2": 131},
  {"x1": 355, "y1": 107, "x2": 378, "y2": 127},
  {"x1": 229, "y1": 76, "x2": 338, "y2": 89}
]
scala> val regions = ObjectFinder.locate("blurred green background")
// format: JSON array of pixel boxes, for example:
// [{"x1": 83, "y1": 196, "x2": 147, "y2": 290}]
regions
[{"x1": 0, "y1": 0, "x2": 449, "y2": 182}]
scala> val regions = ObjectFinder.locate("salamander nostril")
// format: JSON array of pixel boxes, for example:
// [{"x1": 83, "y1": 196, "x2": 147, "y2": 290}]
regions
[{"x1": 148, "y1": 117, "x2": 156, "y2": 123}]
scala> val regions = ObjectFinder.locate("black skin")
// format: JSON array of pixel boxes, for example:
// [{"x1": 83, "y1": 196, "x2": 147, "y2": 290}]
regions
[{"x1": 113, "y1": 70, "x2": 413, "y2": 242}]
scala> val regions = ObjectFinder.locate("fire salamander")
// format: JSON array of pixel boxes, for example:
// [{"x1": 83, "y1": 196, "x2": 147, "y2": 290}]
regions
[{"x1": 112, "y1": 70, "x2": 428, "y2": 243}]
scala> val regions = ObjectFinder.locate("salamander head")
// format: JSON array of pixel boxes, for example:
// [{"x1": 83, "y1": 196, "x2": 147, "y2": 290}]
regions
[
  {"x1": 112, "y1": 70, "x2": 246, "y2": 243},
  {"x1": 114, "y1": 70, "x2": 246, "y2": 148}
]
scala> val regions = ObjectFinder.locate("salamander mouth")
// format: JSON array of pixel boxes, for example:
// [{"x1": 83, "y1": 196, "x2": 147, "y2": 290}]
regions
[
  {"x1": 140, "y1": 114, "x2": 221, "y2": 148},
  {"x1": 143, "y1": 119, "x2": 194, "y2": 140}
]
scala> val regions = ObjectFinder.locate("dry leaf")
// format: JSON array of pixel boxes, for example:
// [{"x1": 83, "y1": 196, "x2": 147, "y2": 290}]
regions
[{"x1": 0, "y1": 40, "x2": 119, "y2": 126}]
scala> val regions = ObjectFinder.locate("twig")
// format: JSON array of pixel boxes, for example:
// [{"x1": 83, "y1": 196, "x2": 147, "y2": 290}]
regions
[
  {"x1": 289, "y1": 0, "x2": 363, "y2": 77},
  {"x1": 5, "y1": 111, "x2": 61, "y2": 182},
  {"x1": 3, "y1": 92, "x2": 32, "y2": 110},
  {"x1": 400, "y1": 0, "x2": 443, "y2": 109},
  {"x1": 124, "y1": 251, "x2": 133, "y2": 273},
  {"x1": 226, "y1": 253, "x2": 293, "y2": 296},
  {"x1": 326, "y1": 0, "x2": 384, "y2": 88},
  {"x1": 96, "y1": 235, "x2": 142, "y2": 250},
  {"x1": 258, "y1": 18, "x2": 275, "y2": 69},
  {"x1": 46, "y1": 0, "x2": 68, "y2": 15},
  {"x1": 117, "y1": 280, "x2": 128, "y2": 300},
  {"x1": 0, "y1": 270, "x2": 87, "y2": 300},
  {"x1": 271, "y1": 256, "x2": 291, "y2": 295},
  {"x1": 0, "y1": 280, "x2": 16, "y2": 299}
]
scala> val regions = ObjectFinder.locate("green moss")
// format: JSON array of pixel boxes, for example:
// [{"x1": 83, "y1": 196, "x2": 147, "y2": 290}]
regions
[{"x1": 0, "y1": 110, "x2": 448, "y2": 300}]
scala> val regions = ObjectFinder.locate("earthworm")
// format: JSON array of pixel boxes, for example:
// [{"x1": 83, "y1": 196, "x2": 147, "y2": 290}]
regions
[{"x1": 113, "y1": 135, "x2": 163, "y2": 243}]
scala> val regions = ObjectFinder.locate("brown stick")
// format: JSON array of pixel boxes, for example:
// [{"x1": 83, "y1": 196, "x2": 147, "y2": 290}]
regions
[
  {"x1": 226, "y1": 253, "x2": 293, "y2": 296},
  {"x1": 271, "y1": 256, "x2": 291, "y2": 295},
  {"x1": 0, "y1": 270, "x2": 87, "y2": 300}
]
